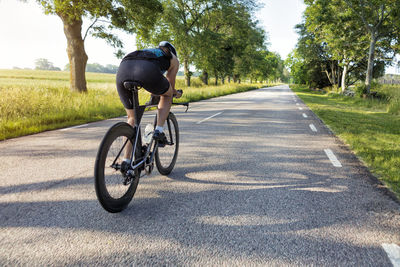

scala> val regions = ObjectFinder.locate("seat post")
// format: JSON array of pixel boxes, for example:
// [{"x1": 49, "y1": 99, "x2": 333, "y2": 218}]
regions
[{"x1": 131, "y1": 86, "x2": 140, "y2": 128}]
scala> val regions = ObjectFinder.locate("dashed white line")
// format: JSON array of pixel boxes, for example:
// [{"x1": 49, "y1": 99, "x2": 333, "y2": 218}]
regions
[
  {"x1": 324, "y1": 149, "x2": 342, "y2": 167},
  {"x1": 302, "y1": 113, "x2": 308, "y2": 118},
  {"x1": 382, "y1": 243, "x2": 400, "y2": 267},
  {"x1": 60, "y1": 124, "x2": 89, "y2": 131},
  {"x1": 298, "y1": 107, "x2": 303, "y2": 110},
  {"x1": 309, "y1": 124, "x2": 317, "y2": 132},
  {"x1": 296, "y1": 103, "x2": 300, "y2": 106},
  {"x1": 196, "y1": 112, "x2": 223, "y2": 124}
]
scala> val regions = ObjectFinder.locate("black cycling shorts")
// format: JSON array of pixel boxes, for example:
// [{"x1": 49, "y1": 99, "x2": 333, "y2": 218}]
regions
[{"x1": 116, "y1": 59, "x2": 170, "y2": 109}]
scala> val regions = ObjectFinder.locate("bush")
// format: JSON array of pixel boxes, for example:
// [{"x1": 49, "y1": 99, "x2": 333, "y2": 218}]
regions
[
  {"x1": 379, "y1": 85, "x2": 400, "y2": 114},
  {"x1": 355, "y1": 83, "x2": 368, "y2": 97},
  {"x1": 388, "y1": 98, "x2": 400, "y2": 114}
]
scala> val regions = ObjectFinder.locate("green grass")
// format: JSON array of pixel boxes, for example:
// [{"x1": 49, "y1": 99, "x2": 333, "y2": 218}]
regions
[
  {"x1": 290, "y1": 84, "x2": 400, "y2": 198},
  {"x1": 0, "y1": 69, "x2": 275, "y2": 140}
]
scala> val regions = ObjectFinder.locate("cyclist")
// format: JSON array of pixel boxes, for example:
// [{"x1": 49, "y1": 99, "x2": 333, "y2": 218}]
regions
[{"x1": 116, "y1": 41, "x2": 181, "y2": 161}]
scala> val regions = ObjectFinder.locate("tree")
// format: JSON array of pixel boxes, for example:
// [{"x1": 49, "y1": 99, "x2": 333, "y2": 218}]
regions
[
  {"x1": 194, "y1": 1, "x2": 264, "y2": 84},
  {"x1": 304, "y1": 0, "x2": 368, "y2": 91},
  {"x1": 342, "y1": 0, "x2": 400, "y2": 93},
  {"x1": 137, "y1": 0, "x2": 222, "y2": 86},
  {"x1": 138, "y1": 0, "x2": 259, "y2": 86},
  {"x1": 291, "y1": 23, "x2": 333, "y2": 88},
  {"x1": 301, "y1": 0, "x2": 398, "y2": 91},
  {"x1": 34, "y1": 58, "x2": 61, "y2": 71},
  {"x1": 35, "y1": 0, "x2": 162, "y2": 92}
]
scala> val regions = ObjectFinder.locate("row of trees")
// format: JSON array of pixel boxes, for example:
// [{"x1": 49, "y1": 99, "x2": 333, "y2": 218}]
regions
[
  {"x1": 35, "y1": 58, "x2": 61, "y2": 71},
  {"x1": 286, "y1": 0, "x2": 400, "y2": 93},
  {"x1": 32, "y1": 58, "x2": 119, "y2": 73},
  {"x1": 34, "y1": 0, "x2": 285, "y2": 92},
  {"x1": 137, "y1": 0, "x2": 286, "y2": 86},
  {"x1": 65, "y1": 63, "x2": 118, "y2": 73}
]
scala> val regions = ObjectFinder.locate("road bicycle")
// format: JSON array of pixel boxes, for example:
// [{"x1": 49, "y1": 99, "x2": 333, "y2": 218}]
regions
[{"x1": 94, "y1": 81, "x2": 188, "y2": 213}]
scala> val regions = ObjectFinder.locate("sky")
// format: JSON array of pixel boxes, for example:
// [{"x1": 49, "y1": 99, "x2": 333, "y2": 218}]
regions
[
  {"x1": 0, "y1": 0, "x2": 305, "y2": 70},
  {"x1": 257, "y1": 0, "x2": 306, "y2": 60},
  {"x1": 0, "y1": 0, "x2": 398, "y2": 73}
]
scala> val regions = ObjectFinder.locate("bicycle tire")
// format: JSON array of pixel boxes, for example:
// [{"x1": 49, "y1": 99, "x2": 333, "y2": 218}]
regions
[
  {"x1": 155, "y1": 112, "x2": 179, "y2": 175},
  {"x1": 94, "y1": 122, "x2": 142, "y2": 213}
]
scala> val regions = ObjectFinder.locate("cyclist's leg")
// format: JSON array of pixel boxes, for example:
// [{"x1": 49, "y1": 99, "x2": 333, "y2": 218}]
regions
[
  {"x1": 116, "y1": 62, "x2": 136, "y2": 161},
  {"x1": 124, "y1": 108, "x2": 135, "y2": 160},
  {"x1": 157, "y1": 85, "x2": 174, "y2": 127}
]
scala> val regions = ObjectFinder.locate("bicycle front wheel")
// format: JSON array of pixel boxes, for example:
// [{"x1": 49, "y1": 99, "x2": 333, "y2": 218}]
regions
[
  {"x1": 155, "y1": 112, "x2": 179, "y2": 175},
  {"x1": 94, "y1": 122, "x2": 142, "y2": 213}
]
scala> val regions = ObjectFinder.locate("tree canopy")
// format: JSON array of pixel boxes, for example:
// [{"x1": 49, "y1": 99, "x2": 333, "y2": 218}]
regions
[
  {"x1": 35, "y1": 58, "x2": 61, "y2": 71},
  {"x1": 33, "y1": 0, "x2": 285, "y2": 90},
  {"x1": 35, "y1": 0, "x2": 163, "y2": 92},
  {"x1": 136, "y1": 0, "x2": 285, "y2": 85},
  {"x1": 290, "y1": 0, "x2": 400, "y2": 92}
]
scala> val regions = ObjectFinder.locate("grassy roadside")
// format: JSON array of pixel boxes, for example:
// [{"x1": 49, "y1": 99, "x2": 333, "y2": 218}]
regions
[
  {"x1": 0, "y1": 69, "x2": 275, "y2": 140},
  {"x1": 290, "y1": 84, "x2": 400, "y2": 198}
]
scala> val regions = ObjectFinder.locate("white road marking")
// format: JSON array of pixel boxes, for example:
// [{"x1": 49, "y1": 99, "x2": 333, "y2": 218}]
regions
[
  {"x1": 324, "y1": 149, "x2": 342, "y2": 167},
  {"x1": 196, "y1": 112, "x2": 223, "y2": 124},
  {"x1": 298, "y1": 107, "x2": 303, "y2": 110},
  {"x1": 302, "y1": 113, "x2": 308, "y2": 118},
  {"x1": 309, "y1": 124, "x2": 317, "y2": 132},
  {"x1": 296, "y1": 103, "x2": 299, "y2": 106},
  {"x1": 60, "y1": 124, "x2": 89, "y2": 131},
  {"x1": 382, "y1": 243, "x2": 400, "y2": 267},
  {"x1": 204, "y1": 101, "x2": 253, "y2": 104}
]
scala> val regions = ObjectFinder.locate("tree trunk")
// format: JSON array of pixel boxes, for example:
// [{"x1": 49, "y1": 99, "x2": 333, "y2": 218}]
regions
[
  {"x1": 331, "y1": 61, "x2": 336, "y2": 85},
  {"x1": 59, "y1": 14, "x2": 88, "y2": 93},
  {"x1": 341, "y1": 64, "x2": 348, "y2": 93},
  {"x1": 201, "y1": 71, "x2": 208, "y2": 85},
  {"x1": 214, "y1": 73, "x2": 218, "y2": 85},
  {"x1": 221, "y1": 76, "x2": 225, "y2": 84},
  {"x1": 233, "y1": 74, "x2": 238, "y2": 83},
  {"x1": 184, "y1": 58, "x2": 191, "y2": 87},
  {"x1": 325, "y1": 70, "x2": 333, "y2": 85},
  {"x1": 228, "y1": 76, "x2": 231, "y2": 83},
  {"x1": 365, "y1": 32, "x2": 377, "y2": 94}
]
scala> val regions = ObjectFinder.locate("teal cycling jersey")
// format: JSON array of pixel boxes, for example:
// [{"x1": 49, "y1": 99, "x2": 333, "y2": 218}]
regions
[{"x1": 122, "y1": 48, "x2": 171, "y2": 73}]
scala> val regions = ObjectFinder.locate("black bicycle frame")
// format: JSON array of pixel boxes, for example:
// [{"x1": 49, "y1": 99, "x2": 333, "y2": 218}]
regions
[
  {"x1": 113, "y1": 83, "x2": 188, "y2": 173},
  {"x1": 130, "y1": 86, "x2": 149, "y2": 171}
]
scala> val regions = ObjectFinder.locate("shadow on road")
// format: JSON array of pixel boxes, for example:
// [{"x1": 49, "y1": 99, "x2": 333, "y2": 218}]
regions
[{"x1": 1, "y1": 86, "x2": 398, "y2": 265}]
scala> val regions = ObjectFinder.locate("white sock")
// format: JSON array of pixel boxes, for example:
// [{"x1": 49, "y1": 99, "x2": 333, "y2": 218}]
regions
[{"x1": 155, "y1": 126, "x2": 163, "y2": 133}]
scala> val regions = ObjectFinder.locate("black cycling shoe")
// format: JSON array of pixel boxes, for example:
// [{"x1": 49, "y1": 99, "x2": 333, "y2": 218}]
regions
[
  {"x1": 153, "y1": 130, "x2": 167, "y2": 147},
  {"x1": 145, "y1": 95, "x2": 160, "y2": 106}
]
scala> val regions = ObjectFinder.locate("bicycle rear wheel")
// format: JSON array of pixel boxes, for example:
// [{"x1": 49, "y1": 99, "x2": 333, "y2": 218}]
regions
[
  {"x1": 155, "y1": 112, "x2": 179, "y2": 175},
  {"x1": 94, "y1": 122, "x2": 142, "y2": 213}
]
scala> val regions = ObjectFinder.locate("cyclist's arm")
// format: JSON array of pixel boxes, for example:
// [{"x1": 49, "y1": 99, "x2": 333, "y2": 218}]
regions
[{"x1": 166, "y1": 54, "x2": 179, "y2": 91}]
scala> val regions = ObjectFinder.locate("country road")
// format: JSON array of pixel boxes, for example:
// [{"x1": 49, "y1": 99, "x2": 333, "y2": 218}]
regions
[{"x1": 1, "y1": 85, "x2": 399, "y2": 266}]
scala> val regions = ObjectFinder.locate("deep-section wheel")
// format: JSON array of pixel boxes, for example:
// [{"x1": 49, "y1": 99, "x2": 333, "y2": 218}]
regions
[
  {"x1": 155, "y1": 112, "x2": 179, "y2": 175},
  {"x1": 94, "y1": 122, "x2": 142, "y2": 212}
]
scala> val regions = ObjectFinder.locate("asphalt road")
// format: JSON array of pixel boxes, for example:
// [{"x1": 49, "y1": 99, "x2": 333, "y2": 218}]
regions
[{"x1": 1, "y1": 85, "x2": 399, "y2": 266}]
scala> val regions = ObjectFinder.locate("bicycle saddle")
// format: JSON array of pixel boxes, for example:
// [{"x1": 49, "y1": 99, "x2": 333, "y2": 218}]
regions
[{"x1": 123, "y1": 81, "x2": 142, "y2": 91}]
